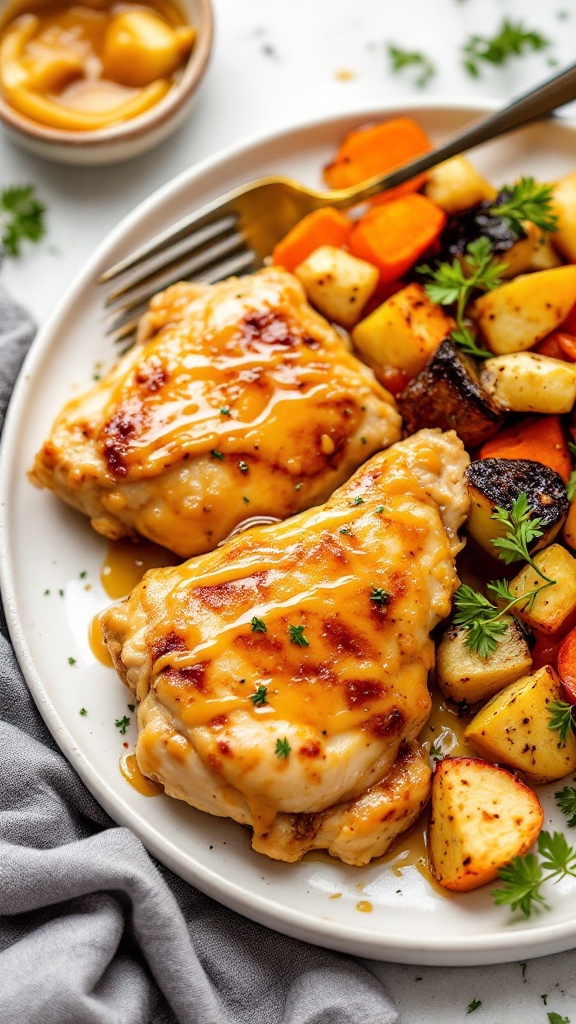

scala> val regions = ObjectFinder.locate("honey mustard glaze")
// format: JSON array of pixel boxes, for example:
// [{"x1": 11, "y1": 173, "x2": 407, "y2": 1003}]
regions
[
  {"x1": 119, "y1": 751, "x2": 163, "y2": 796},
  {"x1": 0, "y1": 0, "x2": 195, "y2": 130}
]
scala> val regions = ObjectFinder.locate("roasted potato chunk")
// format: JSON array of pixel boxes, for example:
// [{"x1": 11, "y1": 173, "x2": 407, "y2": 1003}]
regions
[
  {"x1": 436, "y1": 619, "x2": 532, "y2": 705},
  {"x1": 424, "y1": 156, "x2": 496, "y2": 215},
  {"x1": 465, "y1": 459, "x2": 568, "y2": 556},
  {"x1": 551, "y1": 171, "x2": 576, "y2": 262},
  {"x1": 472, "y1": 267, "x2": 576, "y2": 355},
  {"x1": 396, "y1": 339, "x2": 503, "y2": 448},
  {"x1": 480, "y1": 352, "x2": 576, "y2": 415},
  {"x1": 428, "y1": 756, "x2": 543, "y2": 892},
  {"x1": 510, "y1": 544, "x2": 576, "y2": 635},
  {"x1": 294, "y1": 245, "x2": 378, "y2": 328},
  {"x1": 464, "y1": 665, "x2": 576, "y2": 784},
  {"x1": 351, "y1": 282, "x2": 455, "y2": 379}
]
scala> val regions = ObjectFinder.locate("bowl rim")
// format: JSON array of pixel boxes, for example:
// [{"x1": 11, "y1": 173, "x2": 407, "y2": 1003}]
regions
[{"x1": 0, "y1": 0, "x2": 214, "y2": 148}]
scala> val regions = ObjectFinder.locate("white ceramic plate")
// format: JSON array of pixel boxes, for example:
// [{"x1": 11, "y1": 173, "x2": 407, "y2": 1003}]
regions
[{"x1": 3, "y1": 101, "x2": 576, "y2": 967}]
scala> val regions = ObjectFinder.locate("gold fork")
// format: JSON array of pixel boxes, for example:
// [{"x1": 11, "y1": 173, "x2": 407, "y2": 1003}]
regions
[{"x1": 101, "y1": 62, "x2": 576, "y2": 342}]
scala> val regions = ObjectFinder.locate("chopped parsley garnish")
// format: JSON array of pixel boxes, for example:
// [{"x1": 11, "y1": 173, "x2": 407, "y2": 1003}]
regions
[
  {"x1": 555, "y1": 785, "x2": 576, "y2": 827},
  {"x1": 242, "y1": 496, "x2": 250, "y2": 504},
  {"x1": 79, "y1": 708, "x2": 88, "y2": 716},
  {"x1": 79, "y1": 570, "x2": 87, "y2": 579},
  {"x1": 219, "y1": 407, "x2": 231, "y2": 416},
  {"x1": 352, "y1": 496, "x2": 364, "y2": 506},
  {"x1": 0, "y1": 185, "x2": 46, "y2": 257},
  {"x1": 115, "y1": 716, "x2": 131, "y2": 735},
  {"x1": 492, "y1": 830, "x2": 576, "y2": 916},
  {"x1": 370, "y1": 586, "x2": 389, "y2": 609},
  {"x1": 251, "y1": 616, "x2": 267, "y2": 633},
  {"x1": 275, "y1": 736, "x2": 291, "y2": 758},
  {"x1": 360, "y1": 435, "x2": 367, "y2": 444},
  {"x1": 466, "y1": 1000, "x2": 482, "y2": 1015},
  {"x1": 288, "y1": 624, "x2": 309, "y2": 647},
  {"x1": 249, "y1": 684, "x2": 268, "y2": 706},
  {"x1": 547, "y1": 700, "x2": 576, "y2": 744},
  {"x1": 375, "y1": 505, "x2": 384, "y2": 514},
  {"x1": 210, "y1": 449, "x2": 225, "y2": 460},
  {"x1": 339, "y1": 526, "x2": 350, "y2": 535},
  {"x1": 43, "y1": 589, "x2": 50, "y2": 596},
  {"x1": 461, "y1": 19, "x2": 549, "y2": 77},
  {"x1": 387, "y1": 44, "x2": 436, "y2": 87},
  {"x1": 68, "y1": 656, "x2": 76, "y2": 666},
  {"x1": 127, "y1": 703, "x2": 136, "y2": 712},
  {"x1": 547, "y1": 1014, "x2": 570, "y2": 1024},
  {"x1": 238, "y1": 460, "x2": 249, "y2": 473}
]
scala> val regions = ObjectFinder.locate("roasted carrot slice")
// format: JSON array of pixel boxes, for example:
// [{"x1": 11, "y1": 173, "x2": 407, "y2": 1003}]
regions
[
  {"x1": 536, "y1": 331, "x2": 576, "y2": 362},
  {"x1": 324, "y1": 118, "x2": 432, "y2": 202},
  {"x1": 271, "y1": 207, "x2": 351, "y2": 273},
  {"x1": 557, "y1": 625, "x2": 576, "y2": 703},
  {"x1": 479, "y1": 415, "x2": 572, "y2": 485},
  {"x1": 349, "y1": 194, "x2": 446, "y2": 283}
]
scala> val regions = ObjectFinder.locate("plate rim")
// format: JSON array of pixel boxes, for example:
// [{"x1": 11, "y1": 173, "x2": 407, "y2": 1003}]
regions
[{"x1": 3, "y1": 97, "x2": 576, "y2": 966}]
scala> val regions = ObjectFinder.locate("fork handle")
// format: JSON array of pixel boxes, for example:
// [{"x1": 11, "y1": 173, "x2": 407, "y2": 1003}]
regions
[{"x1": 326, "y1": 62, "x2": 576, "y2": 207}]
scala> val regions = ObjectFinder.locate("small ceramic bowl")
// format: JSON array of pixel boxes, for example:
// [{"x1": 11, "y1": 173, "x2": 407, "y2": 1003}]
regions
[{"x1": 0, "y1": 0, "x2": 213, "y2": 166}]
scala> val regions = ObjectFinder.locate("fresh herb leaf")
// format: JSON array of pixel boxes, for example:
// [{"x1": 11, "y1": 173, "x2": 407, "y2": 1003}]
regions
[
  {"x1": 462, "y1": 19, "x2": 549, "y2": 78},
  {"x1": 492, "y1": 830, "x2": 576, "y2": 917},
  {"x1": 275, "y1": 736, "x2": 291, "y2": 758},
  {"x1": 249, "y1": 684, "x2": 268, "y2": 706},
  {"x1": 352, "y1": 496, "x2": 364, "y2": 506},
  {"x1": 210, "y1": 449, "x2": 225, "y2": 460},
  {"x1": 79, "y1": 708, "x2": 88, "y2": 716},
  {"x1": 387, "y1": 44, "x2": 436, "y2": 87},
  {"x1": 548, "y1": 1013, "x2": 571, "y2": 1024},
  {"x1": 375, "y1": 505, "x2": 384, "y2": 514},
  {"x1": 288, "y1": 623, "x2": 309, "y2": 647},
  {"x1": 370, "y1": 586, "x2": 389, "y2": 609},
  {"x1": 491, "y1": 177, "x2": 558, "y2": 235},
  {"x1": 115, "y1": 716, "x2": 131, "y2": 735},
  {"x1": 555, "y1": 785, "x2": 576, "y2": 827},
  {"x1": 0, "y1": 185, "x2": 46, "y2": 257},
  {"x1": 417, "y1": 237, "x2": 504, "y2": 359},
  {"x1": 490, "y1": 493, "x2": 550, "y2": 574},
  {"x1": 547, "y1": 700, "x2": 575, "y2": 744},
  {"x1": 452, "y1": 584, "x2": 508, "y2": 657},
  {"x1": 219, "y1": 407, "x2": 230, "y2": 416},
  {"x1": 466, "y1": 999, "x2": 482, "y2": 1014},
  {"x1": 568, "y1": 469, "x2": 576, "y2": 503},
  {"x1": 68, "y1": 656, "x2": 77, "y2": 666},
  {"x1": 251, "y1": 616, "x2": 267, "y2": 633}
]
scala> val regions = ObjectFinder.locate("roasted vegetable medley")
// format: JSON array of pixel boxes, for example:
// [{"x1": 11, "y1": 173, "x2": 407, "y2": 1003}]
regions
[{"x1": 271, "y1": 116, "x2": 576, "y2": 906}]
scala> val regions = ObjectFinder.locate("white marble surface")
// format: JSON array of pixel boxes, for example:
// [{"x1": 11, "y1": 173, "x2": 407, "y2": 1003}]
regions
[{"x1": 2, "y1": 0, "x2": 576, "y2": 1020}]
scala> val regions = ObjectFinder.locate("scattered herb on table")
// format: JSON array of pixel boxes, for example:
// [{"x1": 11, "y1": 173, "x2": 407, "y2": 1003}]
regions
[
  {"x1": 466, "y1": 999, "x2": 482, "y2": 1014},
  {"x1": 461, "y1": 19, "x2": 550, "y2": 78},
  {"x1": 79, "y1": 708, "x2": 88, "y2": 716},
  {"x1": 0, "y1": 185, "x2": 46, "y2": 257},
  {"x1": 251, "y1": 616, "x2": 267, "y2": 633},
  {"x1": 275, "y1": 737, "x2": 291, "y2": 758},
  {"x1": 127, "y1": 703, "x2": 135, "y2": 712},
  {"x1": 387, "y1": 44, "x2": 436, "y2": 88},
  {"x1": 547, "y1": 1014, "x2": 571, "y2": 1024},
  {"x1": 555, "y1": 785, "x2": 576, "y2": 826},
  {"x1": 115, "y1": 716, "x2": 131, "y2": 735},
  {"x1": 492, "y1": 831, "x2": 576, "y2": 916},
  {"x1": 68, "y1": 656, "x2": 77, "y2": 666}
]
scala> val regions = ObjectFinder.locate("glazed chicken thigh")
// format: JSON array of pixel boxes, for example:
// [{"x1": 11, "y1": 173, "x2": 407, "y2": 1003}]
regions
[
  {"x1": 102, "y1": 429, "x2": 469, "y2": 865},
  {"x1": 30, "y1": 267, "x2": 401, "y2": 557}
]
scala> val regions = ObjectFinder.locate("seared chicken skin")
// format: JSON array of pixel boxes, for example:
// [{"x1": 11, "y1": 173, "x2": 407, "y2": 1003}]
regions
[
  {"x1": 102, "y1": 430, "x2": 469, "y2": 865},
  {"x1": 30, "y1": 267, "x2": 401, "y2": 557}
]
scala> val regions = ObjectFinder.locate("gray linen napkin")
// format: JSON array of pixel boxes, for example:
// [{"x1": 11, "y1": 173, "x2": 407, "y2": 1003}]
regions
[{"x1": 0, "y1": 285, "x2": 398, "y2": 1024}]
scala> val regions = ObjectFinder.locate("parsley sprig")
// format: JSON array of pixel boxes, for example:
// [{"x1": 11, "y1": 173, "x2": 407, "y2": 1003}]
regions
[
  {"x1": 567, "y1": 441, "x2": 576, "y2": 502},
  {"x1": 417, "y1": 237, "x2": 503, "y2": 358},
  {"x1": 387, "y1": 44, "x2": 436, "y2": 88},
  {"x1": 491, "y1": 177, "x2": 558, "y2": 235},
  {"x1": 492, "y1": 831, "x2": 576, "y2": 917},
  {"x1": 547, "y1": 700, "x2": 576, "y2": 744},
  {"x1": 452, "y1": 493, "x2": 556, "y2": 657},
  {"x1": 0, "y1": 185, "x2": 46, "y2": 257},
  {"x1": 555, "y1": 785, "x2": 576, "y2": 827},
  {"x1": 462, "y1": 19, "x2": 550, "y2": 78}
]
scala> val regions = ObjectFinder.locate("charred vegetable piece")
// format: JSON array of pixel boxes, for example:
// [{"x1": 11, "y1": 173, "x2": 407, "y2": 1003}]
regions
[
  {"x1": 396, "y1": 338, "x2": 503, "y2": 447},
  {"x1": 465, "y1": 458, "x2": 569, "y2": 556},
  {"x1": 436, "y1": 618, "x2": 532, "y2": 705},
  {"x1": 464, "y1": 664, "x2": 576, "y2": 784},
  {"x1": 428, "y1": 756, "x2": 543, "y2": 892},
  {"x1": 438, "y1": 190, "x2": 525, "y2": 261}
]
